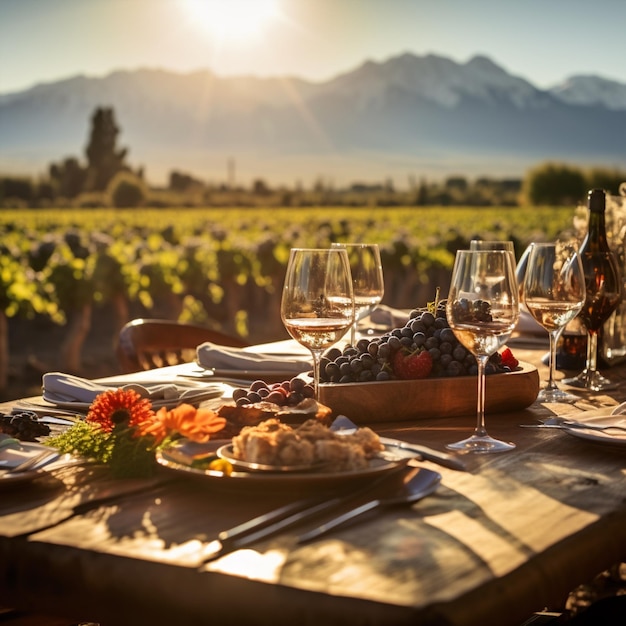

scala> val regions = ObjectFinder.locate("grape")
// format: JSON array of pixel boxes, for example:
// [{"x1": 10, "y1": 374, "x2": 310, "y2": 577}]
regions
[
  {"x1": 0, "y1": 411, "x2": 51, "y2": 441},
  {"x1": 317, "y1": 300, "x2": 512, "y2": 384},
  {"x1": 231, "y1": 377, "x2": 315, "y2": 407}
]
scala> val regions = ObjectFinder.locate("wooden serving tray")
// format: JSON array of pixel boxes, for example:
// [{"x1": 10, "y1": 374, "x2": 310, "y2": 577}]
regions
[{"x1": 319, "y1": 361, "x2": 539, "y2": 423}]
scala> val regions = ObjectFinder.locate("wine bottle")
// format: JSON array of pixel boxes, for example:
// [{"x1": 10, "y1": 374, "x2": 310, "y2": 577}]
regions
[{"x1": 569, "y1": 189, "x2": 622, "y2": 374}]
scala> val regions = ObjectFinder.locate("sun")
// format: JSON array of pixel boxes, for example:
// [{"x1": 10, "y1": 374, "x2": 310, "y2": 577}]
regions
[{"x1": 184, "y1": 0, "x2": 280, "y2": 43}]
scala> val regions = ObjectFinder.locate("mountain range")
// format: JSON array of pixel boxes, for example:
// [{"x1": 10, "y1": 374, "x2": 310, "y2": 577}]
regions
[{"x1": 1, "y1": 52, "x2": 626, "y2": 187}]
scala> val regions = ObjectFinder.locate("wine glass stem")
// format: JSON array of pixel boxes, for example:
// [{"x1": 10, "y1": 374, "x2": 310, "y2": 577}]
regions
[
  {"x1": 310, "y1": 348, "x2": 323, "y2": 400},
  {"x1": 474, "y1": 354, "x2": 489, "y2": 438},
  {"x1": 350, "y1": 321, "x2": 357, "y2": 346},
  {"x1": 546, "y1": 327, "x2": 564, "y2": 391},
  {"x1": 586, "y1": 331, "x2": 599, "y2": 373}
]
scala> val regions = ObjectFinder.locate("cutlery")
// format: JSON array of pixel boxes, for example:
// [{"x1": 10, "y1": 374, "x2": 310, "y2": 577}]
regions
[
  {"x1": 202, "y1": 464, "x2": 411, "y2": 561},
  {"x1": 520, "y1": 417, "x2": 626, "y2": 434},
  {"x1": 2, "y1": 448, "x2": 61, "y2": 474},
  {"x1": 297, "y1": 467, "x2": 441, "y2": 543},
  {"x1": 331, "y1": 415, "x2": 467, "y2": 472}
]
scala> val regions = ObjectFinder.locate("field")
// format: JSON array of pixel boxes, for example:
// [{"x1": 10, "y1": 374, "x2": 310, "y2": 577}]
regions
[{"x1": 0, "y1": 205, "x2": 576, "y2": 398}]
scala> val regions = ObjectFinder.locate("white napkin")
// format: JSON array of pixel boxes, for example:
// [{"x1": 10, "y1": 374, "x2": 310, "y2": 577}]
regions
[
  {"x1": 42, "y1": 372, "x2": 222, "y2": 405},
  {"x1": 364, "y1": 304, "x2": 409, "y2": 330},
  {"x1": 196, "y1": 342, "x2": 311, "y2": 374}
]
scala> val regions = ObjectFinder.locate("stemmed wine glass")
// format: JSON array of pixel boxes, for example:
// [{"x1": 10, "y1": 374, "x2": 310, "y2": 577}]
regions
[
  {"x1": 562, "y1": 250, "x2": 622, "y2": 391},
  {"x1": 281, "y1": 248, "x2": 354, "y2": 399},
  {"x1": 331, "y1": 243, "x2": 384, "y2": 345},
  {"x1": 523, "y1": 242, "x2": 585, "y2": 403},
  {"x1": 446, "y1": 249, "x2": 520, "y2": 452}
]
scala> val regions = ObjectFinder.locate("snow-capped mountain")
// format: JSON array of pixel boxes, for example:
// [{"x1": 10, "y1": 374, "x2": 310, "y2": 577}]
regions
[
  {"x1": 549, "y1": 75, "x2": 626, "y2": 111},
  {"x1": 1, "y1": 53, "x2": 625, "y2": 185}
]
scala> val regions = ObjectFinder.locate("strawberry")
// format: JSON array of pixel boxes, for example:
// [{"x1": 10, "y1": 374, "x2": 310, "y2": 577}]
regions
[
  {"x1": 393, "y1": 349, "x2": 433, "y2": 380},
  {"x1": 500, "y1": 348, "x2": 519, "y2": 370}
]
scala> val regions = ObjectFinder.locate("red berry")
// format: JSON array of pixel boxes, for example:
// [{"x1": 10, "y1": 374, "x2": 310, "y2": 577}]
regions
[
  {"x1": 393, "y1": 349, "x2": 433, "y2": 379},
  {"x1": 500, "y1": 348, "x2": 519, "y2": 369}
]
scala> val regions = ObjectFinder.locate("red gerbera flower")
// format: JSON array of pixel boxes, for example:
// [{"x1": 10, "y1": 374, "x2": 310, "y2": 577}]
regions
[{"x1": 87, "y1": 388, "x2": 155, "y2": 433}]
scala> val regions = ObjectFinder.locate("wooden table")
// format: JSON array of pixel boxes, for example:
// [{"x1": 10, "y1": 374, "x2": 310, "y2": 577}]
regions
[{"x1": 1, "y1": 343, "x2": 625, "y2": 626}]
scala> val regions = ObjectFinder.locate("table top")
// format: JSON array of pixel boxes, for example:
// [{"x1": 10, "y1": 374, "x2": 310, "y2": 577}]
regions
[{"x1": 1, "y1": 341, "x2": 625, "y2": 626}]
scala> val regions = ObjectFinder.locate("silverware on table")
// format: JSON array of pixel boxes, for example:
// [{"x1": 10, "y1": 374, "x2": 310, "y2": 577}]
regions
[
  {"x1": 202, "y1": 464, "x2": 412, "y2": 561},
  {"x1": 520, "y1": 416, "x2": 626, "y2": 434},
  {"x1": 297, "y1": 467, "x2": 441, "y2": 543},
  {"x1": 331, "y1": 415, "x2": 468, "y2": 472}
]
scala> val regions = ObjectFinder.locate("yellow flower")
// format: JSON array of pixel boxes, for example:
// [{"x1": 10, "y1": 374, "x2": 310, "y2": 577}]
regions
[{"x1": 139, "y1": 403, "x2": 226, "y2": 445}]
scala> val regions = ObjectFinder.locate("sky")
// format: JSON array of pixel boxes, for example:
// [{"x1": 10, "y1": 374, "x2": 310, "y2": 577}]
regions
[{"x1": 2, "y1": 0, "x2": 626, "y2": 96}]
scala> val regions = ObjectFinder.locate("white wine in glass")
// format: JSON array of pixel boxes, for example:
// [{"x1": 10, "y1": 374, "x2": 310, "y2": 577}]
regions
[
  {"x1": 446, "y1": 249, "x2": 519, "y2": 453},
  {"x1": 331, "y1": 243, "x2": 384, "y2": 345},
  {"x1": 523, "y1": 242, "x2": 585, "y2": 403},
  {"x1": 281, "y1": 248, "x2": 354, "y2": 399}
]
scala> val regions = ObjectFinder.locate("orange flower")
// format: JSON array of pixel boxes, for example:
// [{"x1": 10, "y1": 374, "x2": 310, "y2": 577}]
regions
[
  {"x1": 139, "y1": 403, "x2": 226, "y2": 445},
  {"x1": 87, "y1": 388, "x2": 155, "y2": 433}
]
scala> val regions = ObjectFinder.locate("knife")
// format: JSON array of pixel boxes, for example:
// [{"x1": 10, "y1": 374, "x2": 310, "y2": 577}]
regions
[
  {"x1": 330, "y1": 415, "x2": 467, "y2": 472},
  {"x1": 201, "y1": 464, "x2": 411, "y2": 562},
  {"x1": 378, "y1": 437, "x2": 467, "y2": 471}
]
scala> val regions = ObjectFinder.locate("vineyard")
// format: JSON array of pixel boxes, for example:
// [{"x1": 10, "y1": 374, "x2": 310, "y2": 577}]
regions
[{"x1": 0, "y1": 205, "x2": 575, "y2": 397}]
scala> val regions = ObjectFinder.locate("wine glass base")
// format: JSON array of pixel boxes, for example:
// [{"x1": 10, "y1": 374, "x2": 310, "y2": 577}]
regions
[
  {"x1": 536, "y1": 387, "x2": 580, "y2": 403},
  {"x1": 446, "y1": 435, "x2": 515, "y2": 454},
  {"x1": 562, "y1": 369, "x2": 618, "y2": 392}
]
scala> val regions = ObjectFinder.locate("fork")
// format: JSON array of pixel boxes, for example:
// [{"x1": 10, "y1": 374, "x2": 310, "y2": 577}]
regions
[
  {"x1": 559, "y1": 419, "x2": 626, "y2": 434},
  {"x1": 542, "y1": 417, "x2": 626, "y2": 433}
]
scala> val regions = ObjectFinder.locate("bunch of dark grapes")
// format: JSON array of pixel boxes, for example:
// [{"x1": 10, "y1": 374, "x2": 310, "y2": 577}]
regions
[
  {"x1": 319, "y1": 303, "x2": 509, "y2": 384},
  {"x1": 0, "y1": 411, "x2": 51, "y2": 441},
  {"x1": 232, "y1": 377, "x2": 315, "y2": 407}
]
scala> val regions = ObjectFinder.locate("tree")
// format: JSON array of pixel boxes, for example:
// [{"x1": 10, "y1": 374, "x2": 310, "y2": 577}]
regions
[
  {"x1": 84, "y1": 107, "x2": 128, "y2": 191},
  {"x1": 108, "y1": 171, "x2": 146, "y2": 208},
  {"x1": 49, "y1": 157, "x2": 87, "y2": 199},
  {"x1": 523, "y1": 162, "x2": 587, "y2": 206}
]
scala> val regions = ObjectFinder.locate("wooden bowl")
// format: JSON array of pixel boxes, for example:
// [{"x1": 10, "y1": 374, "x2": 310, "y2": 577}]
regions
[{"x1": 318, "y1": 361, "x2": 539, "y2": 423}]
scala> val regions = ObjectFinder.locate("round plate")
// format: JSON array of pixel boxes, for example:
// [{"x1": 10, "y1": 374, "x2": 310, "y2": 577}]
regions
[
  {"x1": 562, "y1": 416, "x2": 626, "y2": 447},
  {"x1": 0, "y1": 440, "x2": 54, "y2": 488},
  {"x1": 156, "y1": 439, "x2": 407, "y2": 491}
]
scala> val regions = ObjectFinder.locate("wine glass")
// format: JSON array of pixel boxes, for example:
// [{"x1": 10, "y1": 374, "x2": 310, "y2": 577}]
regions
[
  {"x1": 562, "y1": 250, "x2": 622, "y2": 391},
  {"x1": 281, "y1": 248, "x2": 354, "y2": 399},
  {"x1": 331, "y1": 243, "x2": 384, "y2": 345},
  {"x1": 523, "y1": 242, "x2": 585, "y2": 402},
  {"x1": 446, "y1": 249, "x2": 519, "y2": 452},
  {"x1": 469, "y1": 240, "x2": 516, "y2": 296}
]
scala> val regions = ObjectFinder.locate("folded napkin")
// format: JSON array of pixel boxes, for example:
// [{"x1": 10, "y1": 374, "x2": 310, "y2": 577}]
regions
[
  {"x1": 42, "y1": 372, "x2": 222, "y2": 405},
  {"x1": 196, "y1": 342, "x2": 311, "y2": 374},
  {"x1": 363, "y1": 304, "x2": 409, "y2": 330}
]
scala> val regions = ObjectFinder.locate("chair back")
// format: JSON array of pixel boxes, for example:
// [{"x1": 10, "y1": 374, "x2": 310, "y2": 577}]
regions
[{"x1": 116, "y1": 318, "x2": 249, "y2": 373}]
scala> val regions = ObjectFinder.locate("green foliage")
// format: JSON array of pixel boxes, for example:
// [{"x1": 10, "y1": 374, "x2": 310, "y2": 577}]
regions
[
  {"x1": 46, "y1": 421, "x2": 156, "y2": 478},
  {"x1": 85, "y1": 107, "x2": 128, "y2": 192},
  {"x1": 108, "y1": 172, "x2": 147, "y2": 208},
  {"x1": 0, "y1": 205, "x2": 575, "y2": 337},
  {"x1": 524, "y1": 162, "x2": 587, "y2": 206},
  {"x1": 523, "y1": 162, "x2": 626, "y2": 206}
]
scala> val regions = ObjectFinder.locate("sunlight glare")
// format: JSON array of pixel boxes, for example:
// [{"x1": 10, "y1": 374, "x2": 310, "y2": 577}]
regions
[{"x1": 184, "y1": 0, "x2": 280, "y2": 43}]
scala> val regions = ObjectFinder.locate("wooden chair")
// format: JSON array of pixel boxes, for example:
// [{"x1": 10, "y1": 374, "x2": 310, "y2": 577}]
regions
[{"x1": 115, "y1": 318, "x2": 250, "y2": 373}]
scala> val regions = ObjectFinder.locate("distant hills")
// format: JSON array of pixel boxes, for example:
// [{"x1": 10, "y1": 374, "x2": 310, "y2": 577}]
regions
[{"x1": 1, "y1": 52, "x2": 626, "y2": 186}]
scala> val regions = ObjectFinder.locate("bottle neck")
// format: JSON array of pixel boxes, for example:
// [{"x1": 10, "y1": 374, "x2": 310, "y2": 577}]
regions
[{"x1": 583, "y1": 206, "x2": 610, "y2": 252}]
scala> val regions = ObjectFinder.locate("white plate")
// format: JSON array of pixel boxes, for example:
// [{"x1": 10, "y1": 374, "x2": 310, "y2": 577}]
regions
[
  {"x1": 562, "y1": 415, "x2": 626, "y2": 447},
  {"x1": 156, "y1": 439, "x2": 407, "y2": 491},
  {"x1": 0, "y1": 440, "x2": 55, "y2": 487}
]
